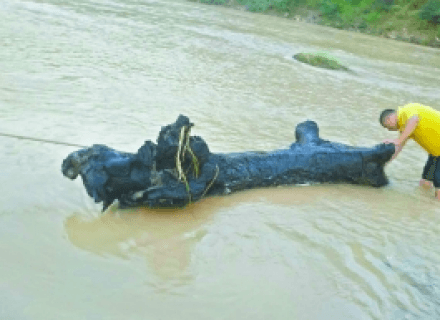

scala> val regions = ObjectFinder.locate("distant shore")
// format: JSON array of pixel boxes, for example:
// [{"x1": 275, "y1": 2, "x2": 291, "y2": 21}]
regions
[{"x1": 190, "y1": 0, "x2": 440, "y2": 48}]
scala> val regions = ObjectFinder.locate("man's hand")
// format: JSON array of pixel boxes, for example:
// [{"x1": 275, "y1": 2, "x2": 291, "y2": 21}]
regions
[
  {"x1": 382, "y1": 138, "x2": 403, "y2": 162},
  {"x1": 383, "y1": 138, "x2": 400, "y2": 145},
  {"x1": 382, "y1": 115, "x2": 418, "y2": 164}
]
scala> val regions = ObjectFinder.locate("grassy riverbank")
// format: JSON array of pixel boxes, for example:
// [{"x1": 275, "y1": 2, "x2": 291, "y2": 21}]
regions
[{"x1": 192, "y1": 0, "x2": 440, "y2": 48}]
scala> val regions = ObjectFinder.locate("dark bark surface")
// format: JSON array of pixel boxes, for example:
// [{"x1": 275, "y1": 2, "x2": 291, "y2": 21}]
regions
[{"x1": 61, "y1": 115, "x2": 395, "y2": 211}]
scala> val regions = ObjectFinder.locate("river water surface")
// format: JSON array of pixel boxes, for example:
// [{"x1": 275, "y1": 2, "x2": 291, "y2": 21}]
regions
[{"x1": 1, "y1": 0, "x2": 440, "y2": 319}]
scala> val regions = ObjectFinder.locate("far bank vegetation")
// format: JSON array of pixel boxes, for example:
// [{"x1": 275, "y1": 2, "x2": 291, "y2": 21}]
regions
[{"x1": 195, "y1": 0, "x2": 440, "y2": 47}]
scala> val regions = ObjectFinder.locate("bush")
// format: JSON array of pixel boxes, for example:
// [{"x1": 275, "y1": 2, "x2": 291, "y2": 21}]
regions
[
  {"x1": 319, "y1": 0, "x2": 340, "y2": 17},
  {"x1": 372, "y1": 0, "x2": 394, "y2": 12},
  {"x1": 236, "y1": 0, "x2": 295, "y2": 12},
  {"x1": 420, "y1": 0, "x2": 440, "y2": 24},
  {"x1": 240, "y1": 0, "x2": 270, "y2": 11},
  {"x1": 271, "y1": 0, "x2": 296, "y2": 11},
  {"x1": 365, "y1": 10, "x2": 382, "y2": 22}
]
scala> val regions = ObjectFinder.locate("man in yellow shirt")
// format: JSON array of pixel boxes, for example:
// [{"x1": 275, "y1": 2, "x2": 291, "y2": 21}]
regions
[{"x1": 380, "y1": 103, "x2": 440, "y2": 200}]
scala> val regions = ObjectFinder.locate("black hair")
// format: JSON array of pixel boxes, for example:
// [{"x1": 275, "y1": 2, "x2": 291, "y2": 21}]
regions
[{"x1": 379, "y1": 109, "x2": 396, "y2": 127}]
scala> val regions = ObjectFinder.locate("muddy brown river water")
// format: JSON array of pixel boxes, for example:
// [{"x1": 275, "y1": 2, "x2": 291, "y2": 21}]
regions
[{"x1": 1, "y1": 0, "x2": 440, "y2": 319}]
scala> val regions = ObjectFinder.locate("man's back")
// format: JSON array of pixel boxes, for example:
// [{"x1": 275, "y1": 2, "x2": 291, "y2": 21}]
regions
[{"x1": 398, "y1": 103, "x2": 440, "y2": 156}]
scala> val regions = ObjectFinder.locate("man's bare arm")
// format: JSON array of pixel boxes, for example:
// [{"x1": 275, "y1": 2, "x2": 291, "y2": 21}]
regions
[
  {"x1": 384, "y1": 115, "x2": 419, "y2": 162},
  {"x1": 397, "y1": 115, "x2": 419, "y2": 145}
]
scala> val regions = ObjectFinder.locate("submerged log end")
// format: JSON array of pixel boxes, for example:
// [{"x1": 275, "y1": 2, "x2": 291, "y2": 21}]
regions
[{"x1": 360, "y1": 143, "x2": 395, "y2": 187}]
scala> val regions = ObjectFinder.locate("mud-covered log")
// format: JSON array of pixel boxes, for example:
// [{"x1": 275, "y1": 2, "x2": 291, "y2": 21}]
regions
[{"x1": 61, "y1": 115, "x2": 395, "y2": 211}]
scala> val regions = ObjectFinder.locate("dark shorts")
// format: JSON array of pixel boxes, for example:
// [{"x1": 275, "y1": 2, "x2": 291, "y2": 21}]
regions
[{"x1": 422, "y1": 155, "x2": 440, "y2": 188}]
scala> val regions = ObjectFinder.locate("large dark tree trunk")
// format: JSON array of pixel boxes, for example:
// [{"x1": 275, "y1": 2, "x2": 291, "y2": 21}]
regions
[{"x1": 62, "y1": 115, "x2": 395, "y2": 211}]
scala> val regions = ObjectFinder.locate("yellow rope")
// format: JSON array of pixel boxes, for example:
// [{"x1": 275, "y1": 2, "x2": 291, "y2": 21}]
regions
[
  {"x1": 181, "y1": 126, "x2": 191, "y2": 160},
  {"x1": 174, "y1": 125, "x2": 204, "y2": 204},
  {"x1": 176, "y1": 126, "x2": 186, "y2": 181},
  {"x1": 201, "y1": 165, "x2": 219, "y2": 198},
  {"x1": 187, "y1": 147, "x2": 200, "y2": 178},
  {"x1": 175, "y1": 126, "x2": 192, "y2": 203}
]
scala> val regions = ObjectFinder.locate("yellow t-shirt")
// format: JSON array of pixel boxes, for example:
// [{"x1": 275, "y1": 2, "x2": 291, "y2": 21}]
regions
[{"x1": 398, "y1": 103, "x2": 440, "y2": 156}]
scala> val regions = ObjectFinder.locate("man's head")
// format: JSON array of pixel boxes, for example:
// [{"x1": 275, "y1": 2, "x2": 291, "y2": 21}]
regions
[{"x1": 379, "y1": 109, "x2": 398, "y2": 131}]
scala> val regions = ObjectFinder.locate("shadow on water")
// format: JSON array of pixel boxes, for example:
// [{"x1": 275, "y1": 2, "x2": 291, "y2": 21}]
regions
[
  {"x1": 65, "y1": 198, "x2": 217, "y2": 280},
  {"x1": 63, "y1": 184, "x2": 322, "y2": 279}
]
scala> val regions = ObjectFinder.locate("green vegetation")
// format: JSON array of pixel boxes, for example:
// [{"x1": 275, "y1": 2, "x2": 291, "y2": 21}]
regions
[
  {"x1": 420, "y1": 0, "x2": 440, "y2": 24},
  {"x1": 199, "y1": 0, "x2": 229, "y2": 4},
  {"x1": 293, "y1": 52, "x2": 350, "y2": 71},
  {"x1": 235, "y1": 0, "x2": 295, "y2": 12},
  {"x1": 194, "y1": 0, "x2": 440, "y2": 47}
]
